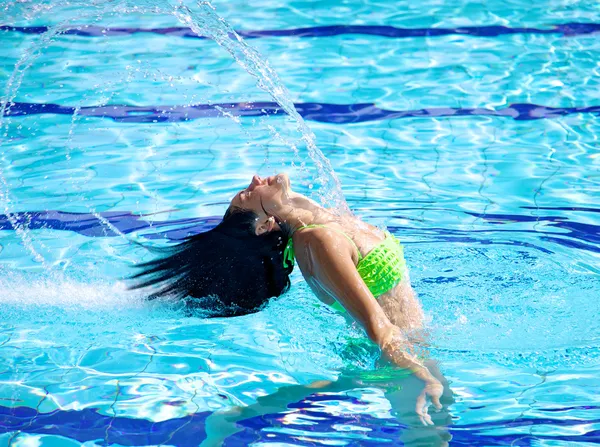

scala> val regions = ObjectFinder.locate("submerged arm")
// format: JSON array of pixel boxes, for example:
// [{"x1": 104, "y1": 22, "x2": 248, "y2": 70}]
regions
[{"x1": 303, "y1": 230, "x2": 443, "y2": 423}]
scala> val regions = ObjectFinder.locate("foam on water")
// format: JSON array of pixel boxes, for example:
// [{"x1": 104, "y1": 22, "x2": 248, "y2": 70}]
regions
[{"x1": 0, "y1": 271, "x2": 139, "y2": 309}]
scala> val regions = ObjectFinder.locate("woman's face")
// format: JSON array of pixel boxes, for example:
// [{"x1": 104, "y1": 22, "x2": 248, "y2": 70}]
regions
[{"x1": 229, "y1": 173, "x2": 291, "y2": 218}]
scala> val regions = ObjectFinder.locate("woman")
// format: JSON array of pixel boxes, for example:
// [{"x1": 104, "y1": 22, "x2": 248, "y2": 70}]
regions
[{"x1": 131, "y1": 173, "x2": 444, "y2": 424}]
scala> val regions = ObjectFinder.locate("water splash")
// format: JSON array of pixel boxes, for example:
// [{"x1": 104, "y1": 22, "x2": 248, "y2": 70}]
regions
[
  {"x1": 169, "y1": 1, "x2": 348, "y2": 212},
  {"x1": 0, "y1": 20, "x2": 82, "y2": 266},
  {"x1": 0, "y1": 0, "x2": 349, "y2": 270},
  {"x1": 0, "y1": 5, "x2": 114, "y2": 265}
]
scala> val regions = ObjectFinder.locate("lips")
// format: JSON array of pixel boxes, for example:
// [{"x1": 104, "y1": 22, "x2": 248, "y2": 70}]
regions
[{"x1": 249, "y1": 174, "x2": 284, "y2": 189}]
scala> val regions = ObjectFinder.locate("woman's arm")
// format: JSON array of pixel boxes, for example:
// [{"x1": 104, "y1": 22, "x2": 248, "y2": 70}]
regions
[{"x1": 302, "y1": 229, "x2": 443, "y2": 424}]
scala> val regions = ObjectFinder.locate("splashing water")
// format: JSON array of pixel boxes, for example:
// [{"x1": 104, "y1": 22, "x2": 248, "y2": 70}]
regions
[
  {"x1": 172, "y1": 1, "x2": 349, "y2": 212},
  {"x1": 0, "y1": 0, "x2": 349, "y2": 268}
]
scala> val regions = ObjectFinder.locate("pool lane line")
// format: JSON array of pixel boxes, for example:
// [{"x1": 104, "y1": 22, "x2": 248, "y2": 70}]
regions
[
  {"x1": 1, "y1": 22, "x2": 600, "y2": 39},
  {"x1": 5, "y1": 101, "x2": 600, "y2": 124},
  {"x1": 0, "y1": 210, "x2": 218, "y2": 239},
  {"x1": 0, "y1": 210, "x2": 597, "y2": 254},
  {"x1": 1, "y1": 401, "x2": 599, "y2": 447}
]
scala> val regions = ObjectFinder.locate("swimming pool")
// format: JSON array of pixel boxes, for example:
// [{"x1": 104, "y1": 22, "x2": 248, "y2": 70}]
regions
[{"x1": 1, "y1": 0, "x2": 600, "y2": 445}]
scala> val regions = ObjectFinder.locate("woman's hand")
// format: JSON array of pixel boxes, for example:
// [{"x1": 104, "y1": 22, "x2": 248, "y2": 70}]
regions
[
  {"x1": 416, "y1": 375, "x2": 443, "y2": 426},
  {"x1": 376, "y1": 327, "x2": 446, "y2": 425},
  {"x1": 303, "y1": 231, "x2": 445, "y2": 424}
]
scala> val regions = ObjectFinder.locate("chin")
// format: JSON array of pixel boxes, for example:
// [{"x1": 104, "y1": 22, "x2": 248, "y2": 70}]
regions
[{"x1": 276, "y1": 173, "x2": 291, "y2": 191}]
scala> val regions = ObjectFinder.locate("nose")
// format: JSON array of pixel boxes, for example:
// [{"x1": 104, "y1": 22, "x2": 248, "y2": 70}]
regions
[{"x1": 248, "y1": 175, "x2": 263, "y2": 191}]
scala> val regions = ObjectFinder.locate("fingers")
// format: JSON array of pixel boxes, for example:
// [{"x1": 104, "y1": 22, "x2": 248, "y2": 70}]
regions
[
  {"x1": 429, "y1": 381, "x2": 444, "y2": 410},
  {"x1": 415, "y1": 391, "x2": 434, "y2": 426},
  {"x1": 418, "y1": 408, "x2": 433, "y2": 425},
  {"x1": 416, "y1": 390, "x2": 425, "y2": 414},
  {"x1": 420, "y1": 408, "x2": 433, "y2": 426},
  {"x1": 415, "y1": 384, "x2": 445, "y2": 426}
]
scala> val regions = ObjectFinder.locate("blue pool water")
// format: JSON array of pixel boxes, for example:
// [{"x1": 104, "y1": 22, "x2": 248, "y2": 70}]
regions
[{"x1": 1, "y1": 0, "x2": 600, "y2": 445}]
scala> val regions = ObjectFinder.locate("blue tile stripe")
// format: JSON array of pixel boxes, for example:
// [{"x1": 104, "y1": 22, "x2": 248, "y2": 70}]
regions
[
  {"x1": 0, "y1": 405, "x2": 211, "y2": 447},
  {"x1": 0, "y1": 209, "x2": 598, "y2": 254},
  {"x1": 0, "y1": 210, "x2": 218, "y2": 240},
  {"x1": 2, "y1": 23, "x2": 600, "y2": 39},
  {"x1": 1, "y1": 402, "x2": 599, "y2": 447},
  {"x1": 5, "y1": 101, "x2": 600, "y2": 124}
]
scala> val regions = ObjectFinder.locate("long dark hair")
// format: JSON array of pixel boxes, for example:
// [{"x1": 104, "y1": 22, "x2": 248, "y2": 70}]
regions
[{"x1": 129, "y1": 208, "x2": 293, "y2": 317}]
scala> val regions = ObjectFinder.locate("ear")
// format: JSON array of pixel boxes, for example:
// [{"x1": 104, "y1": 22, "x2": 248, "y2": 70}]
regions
[{"x1": 255, "y1": 217, "x2": 280, "y2": 236}]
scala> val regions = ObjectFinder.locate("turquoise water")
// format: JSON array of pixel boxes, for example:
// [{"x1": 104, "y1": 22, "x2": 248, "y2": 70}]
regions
[{"x1": 1, "y1": 0, "x2": 600, "y2": 445}]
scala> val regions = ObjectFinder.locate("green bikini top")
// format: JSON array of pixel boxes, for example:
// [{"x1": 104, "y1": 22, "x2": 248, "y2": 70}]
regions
[{"x1": 283, "y1": 224, "x2": 406, "y2": 300}]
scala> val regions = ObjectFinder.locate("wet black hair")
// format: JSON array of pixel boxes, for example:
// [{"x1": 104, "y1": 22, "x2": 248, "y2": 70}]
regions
[{"x1": 129, "y1": 208, "x2": 293, "y2": 317}]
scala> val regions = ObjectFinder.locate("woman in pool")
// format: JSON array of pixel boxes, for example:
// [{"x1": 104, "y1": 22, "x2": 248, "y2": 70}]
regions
[{"x1": 131, "y1": 173, "x2": 444, "y2": 424}]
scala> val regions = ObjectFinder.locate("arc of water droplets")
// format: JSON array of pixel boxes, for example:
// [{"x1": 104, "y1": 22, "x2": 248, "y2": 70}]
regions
[
  {"x1": 1, "y1": 1, "x2": 144, "y2": 266},
  {"x1": 64, "y1": 73, "x2": 142, "y2": 251},
  {"x1": 0, "y1": 18, "x2": 92, "y2": 266},
  {"x1": 117, "y1": 0, "x2": 349, "y2": 212},
  {"x1": 0, "y1": 4, "x2": 137, "y2": 266},
  {"x1": 1, "y1": 0, "x2": 352, "y2": 269},
  {"x1": 170, "y1": 0, "x2": 350, "y2": 214}
]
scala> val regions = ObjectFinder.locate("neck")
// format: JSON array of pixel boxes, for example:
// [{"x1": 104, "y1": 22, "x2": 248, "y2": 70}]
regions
[{"x1": 272, "y1": 192, "x2": 335, "y2": 233}]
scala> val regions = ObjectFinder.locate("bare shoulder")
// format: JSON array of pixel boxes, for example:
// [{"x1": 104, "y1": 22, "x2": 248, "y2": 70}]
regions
[{"x1": 295, "y1": 226, "x2": 344, "y2": 252}]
